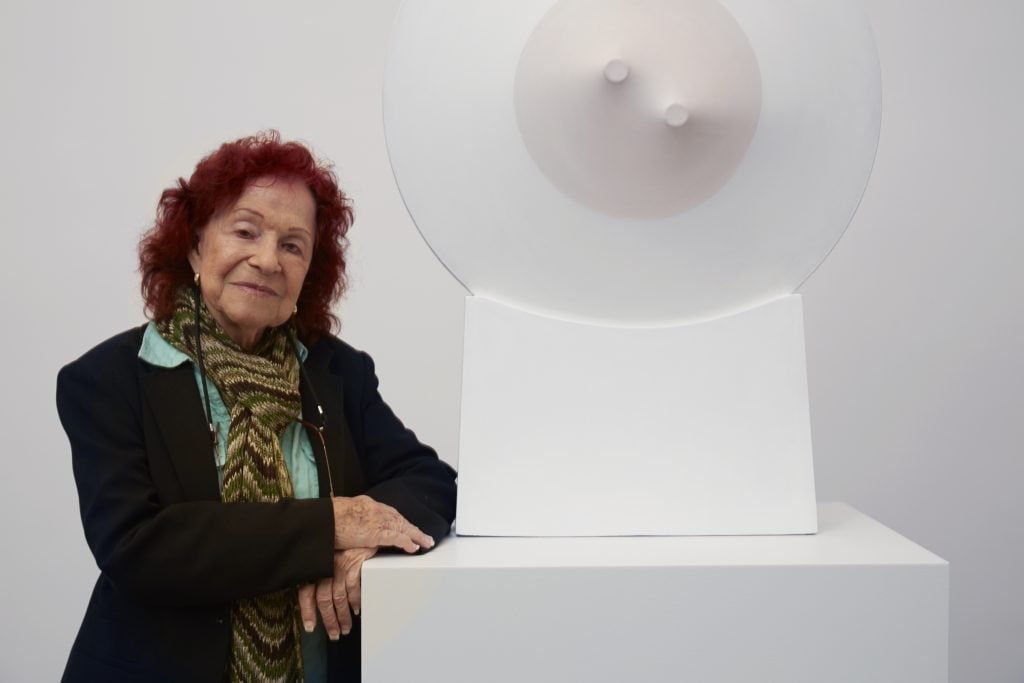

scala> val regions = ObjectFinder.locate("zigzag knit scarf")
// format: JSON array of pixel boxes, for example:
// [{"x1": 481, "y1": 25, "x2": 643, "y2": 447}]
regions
[{"x1": 158, "y1": 286, "x2": 304, "y2": 683}]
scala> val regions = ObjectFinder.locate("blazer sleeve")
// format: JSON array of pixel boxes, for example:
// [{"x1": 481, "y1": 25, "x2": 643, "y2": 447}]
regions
[
  {"x1": 56, "y1": 347, "x2": 335, "y2": 608},
  {"x1": 353, "y1": 350, "x2": 458, "y2": 544}
]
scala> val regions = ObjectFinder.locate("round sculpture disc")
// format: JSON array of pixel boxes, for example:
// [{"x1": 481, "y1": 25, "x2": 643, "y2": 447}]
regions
[{"x1": 383, "y1": 0, "x2": 881, "y2": 325}]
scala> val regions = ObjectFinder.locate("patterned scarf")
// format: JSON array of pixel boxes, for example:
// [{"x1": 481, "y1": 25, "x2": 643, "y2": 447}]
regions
[{"x1": 158, "y1": 286, "x2": 304, "y2": 683}]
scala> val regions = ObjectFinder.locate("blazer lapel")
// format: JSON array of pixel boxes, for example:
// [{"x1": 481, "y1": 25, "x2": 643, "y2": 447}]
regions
[
  {"x1": 140, "y1": 362, "x2": 222, "y2": 502},
  {"x1": 303, "y1": 341, "x2": 365, "y2": 499}
]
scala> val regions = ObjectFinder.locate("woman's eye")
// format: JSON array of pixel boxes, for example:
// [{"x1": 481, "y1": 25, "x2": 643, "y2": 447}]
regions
[
  {"x1": 235, "y1": 227, "x2": 255, "y2": 238},
  {"x1": 283, "y1": 243, "x2": 303, "y2": 255}
]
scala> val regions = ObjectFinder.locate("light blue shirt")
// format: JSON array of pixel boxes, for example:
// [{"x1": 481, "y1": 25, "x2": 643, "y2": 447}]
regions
[{"x1": 138, "y1": 322, "x2": 328, "y2": 683}]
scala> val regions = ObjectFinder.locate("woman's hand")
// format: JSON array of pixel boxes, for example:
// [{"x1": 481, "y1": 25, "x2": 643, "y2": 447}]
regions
[
  {"x1": 331, "y1": 495, "x2": 433, "y2": 553},
  {"x1": 301, "y1": 497, "x2": 433, "y2": 639},
  {"x1": 298, "y1": 547, "x2": 378, "y2": 640}
]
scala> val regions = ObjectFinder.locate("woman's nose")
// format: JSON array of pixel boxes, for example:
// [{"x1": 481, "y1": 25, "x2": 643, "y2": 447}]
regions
[{"x1": 248, "y1": 236, "x2": 282, "y2": 273}]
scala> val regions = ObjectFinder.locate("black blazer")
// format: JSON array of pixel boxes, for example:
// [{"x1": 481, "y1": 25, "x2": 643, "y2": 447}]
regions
[{"x1": 57, "y1": 326, "x2": 457, "y2": 682}]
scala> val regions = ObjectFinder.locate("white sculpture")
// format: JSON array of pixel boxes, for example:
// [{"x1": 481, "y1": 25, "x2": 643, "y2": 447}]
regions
[{"x1": 383, "y1": 0, "x2": 881, "y2": 535}]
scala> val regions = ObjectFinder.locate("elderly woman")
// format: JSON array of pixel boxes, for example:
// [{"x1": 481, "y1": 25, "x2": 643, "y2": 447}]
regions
[{"x1": 57, "y1": 131, "x2": 457, "y2": 682}]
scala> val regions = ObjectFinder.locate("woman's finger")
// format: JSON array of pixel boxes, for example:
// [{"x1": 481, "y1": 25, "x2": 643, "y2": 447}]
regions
[
  {"x1": 378, "y1": 511, "x2": 433, "y2": 552},
  {"x1": 297, "y1": 583, "x2": 318, "y2": 633},
  {"x1": 335, "y1": 573, "x2": 356, "y2": 638},
  {"x1": 389, "y1": 532, "x2": 420, "y2": 554},
  {"x1": 404, "y1": 524, "x2": 434, "y2": 551},
  {"x1": 371, "y1": 502, "x2": 431, "y2": 550},
  {"x1": 392, "y1": 526, "x2": 433, "y2": 553},
  {"x1": 386, "y1": 506, "x2": 434, "y2": 550},
  {"x1": 343, "y1": 562, "x2": 361, "y2": 617},
  {"x1": 343, "y1": 549, "x2": 376, "y2": 617},
  {"x1": 315, "y1": 578, "x2": 340, "y2": 641}
]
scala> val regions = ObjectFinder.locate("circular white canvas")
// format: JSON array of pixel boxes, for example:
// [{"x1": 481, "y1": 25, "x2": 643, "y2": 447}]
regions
[{"x1": 383, "y1": 0, "x2": 881, "y2": 325}]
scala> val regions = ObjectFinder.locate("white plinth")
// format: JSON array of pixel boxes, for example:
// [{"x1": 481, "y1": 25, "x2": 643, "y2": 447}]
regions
[
  {"x1": 457, "y1": 294, "x2": 817, "y2": 536},
  {"x1": 362, "y1": 503, "x2": 948, "y2": 683}
]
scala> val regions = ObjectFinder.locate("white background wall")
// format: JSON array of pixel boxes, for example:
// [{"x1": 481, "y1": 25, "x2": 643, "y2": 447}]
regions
[{"x1": 0, "y1": 1, "x2": 1019, "y2": 681}]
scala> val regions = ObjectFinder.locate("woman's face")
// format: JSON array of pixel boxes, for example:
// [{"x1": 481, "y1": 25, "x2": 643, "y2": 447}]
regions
[{"x1": 188, "y1": 176, "x2": 316, "y2": 350}]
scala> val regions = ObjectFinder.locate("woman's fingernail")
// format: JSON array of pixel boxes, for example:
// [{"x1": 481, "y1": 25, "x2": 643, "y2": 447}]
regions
[
  {"x1": 354, "y1": 607, "x2": 360, "y2": 616},
  {"x1": 342, "y1": 627, "x2": 351, "y2": 636},
  {"x1": 303, "y1": 620, "x2": 315, "y2": 633},
  {"x1": 428, "y1": 537, "x2": 435, "y2": 547},
  {"x1": 329, "y1": 631, "x2": 340, "y2": 641}
]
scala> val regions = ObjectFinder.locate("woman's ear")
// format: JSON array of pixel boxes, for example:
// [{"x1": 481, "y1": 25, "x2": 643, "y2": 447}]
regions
[{"x1": 187, "y1": 242, "x2": 201, "y2": 273}]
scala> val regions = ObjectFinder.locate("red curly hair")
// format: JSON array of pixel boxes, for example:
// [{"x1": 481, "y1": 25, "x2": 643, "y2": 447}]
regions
[{"x1": 139, "y1": 130, "x2": 353, "y2": 342}]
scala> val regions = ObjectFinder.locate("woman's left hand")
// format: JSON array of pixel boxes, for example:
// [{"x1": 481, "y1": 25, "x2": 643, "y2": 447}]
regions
[{"x1": 298, "y1": 547, "x2": 378, "y2": 640}]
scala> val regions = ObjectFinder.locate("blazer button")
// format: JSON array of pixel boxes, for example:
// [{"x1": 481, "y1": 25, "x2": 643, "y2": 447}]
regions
[{"x1": 214, "y1": 617, "x2": 226, "y2": 625}]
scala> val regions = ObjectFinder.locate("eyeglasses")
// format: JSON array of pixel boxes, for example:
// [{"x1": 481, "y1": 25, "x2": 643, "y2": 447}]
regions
[{"x1": 296, "y1": 416, "x2": 335, "y2": 498}]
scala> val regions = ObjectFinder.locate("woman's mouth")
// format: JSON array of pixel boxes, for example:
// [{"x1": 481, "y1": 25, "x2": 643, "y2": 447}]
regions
[{"x1": 233, "y1": 282, "x2": 278, "y2": 297}]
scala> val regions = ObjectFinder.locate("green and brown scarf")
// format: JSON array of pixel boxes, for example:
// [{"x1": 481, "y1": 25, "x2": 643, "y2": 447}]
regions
[{"x1": 158, "y1": 286, "x2": 305, "y2": 683}]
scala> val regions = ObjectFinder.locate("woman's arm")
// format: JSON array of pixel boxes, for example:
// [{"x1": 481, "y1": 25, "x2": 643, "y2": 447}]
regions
[
  {"x1": 352, "y1": 350, "x2": 458, "y2": 543},
  {"x1": 297, "y1": 344, "x2": 457, "y2": 638},
  {"x1": 59, "y1": 338, "x2": 435, "y2": 608},
  {"x1": 57, "y1": 348, "x2": 335, "y2": 607}
]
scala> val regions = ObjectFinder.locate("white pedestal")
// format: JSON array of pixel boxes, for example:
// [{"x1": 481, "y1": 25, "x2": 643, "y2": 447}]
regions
[
  {"x1": 362, "y1": 503, "x2": 948, "y2": 683},
  {"x1": 457, "y1": 294, "x2": 818, "y2": 536}
]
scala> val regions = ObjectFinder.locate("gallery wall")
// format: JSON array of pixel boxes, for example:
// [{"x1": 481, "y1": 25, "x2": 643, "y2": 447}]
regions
[{"x1": 0, "y1": 1, "x2": 1019, "y2": 681}]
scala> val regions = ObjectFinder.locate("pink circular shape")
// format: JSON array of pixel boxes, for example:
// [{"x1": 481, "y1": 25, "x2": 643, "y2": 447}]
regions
[{"x1": 514, "y1": 0, "x2": 762, "y2": 220}]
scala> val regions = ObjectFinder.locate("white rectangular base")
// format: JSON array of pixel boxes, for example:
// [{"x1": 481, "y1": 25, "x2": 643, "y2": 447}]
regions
[
  {"x1": 363, "y1": 504, "x2": 948, "y2": 683},
  {"x1": 457, "y1": 294, "x2": 817, "y2": 536}
]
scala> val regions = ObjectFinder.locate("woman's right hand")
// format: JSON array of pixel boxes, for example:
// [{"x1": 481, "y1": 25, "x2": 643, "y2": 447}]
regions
[{"x1": 331, "y1": 495, "x2": 434, "y2": 553}]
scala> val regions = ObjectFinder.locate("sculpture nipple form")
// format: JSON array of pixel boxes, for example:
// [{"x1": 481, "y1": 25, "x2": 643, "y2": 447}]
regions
[
  {"x1": 664, "y1": 103, "x2": 690, "y2": 127},
  {"x1": 603, "y1": 58, "x2": 629, "y2": 83}
]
